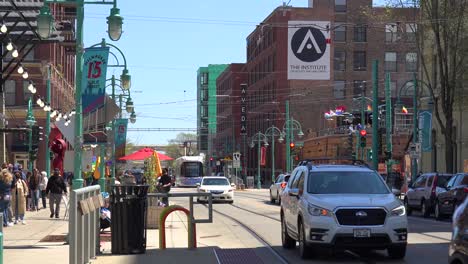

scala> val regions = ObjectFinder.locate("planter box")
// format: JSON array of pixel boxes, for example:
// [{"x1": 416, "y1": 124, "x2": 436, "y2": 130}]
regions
[{"x1": 147, "y1": 196, "x2": 163, "y2": 229}]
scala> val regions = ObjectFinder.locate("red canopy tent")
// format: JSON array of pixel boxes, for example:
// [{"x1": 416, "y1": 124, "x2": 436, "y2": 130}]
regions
[{"x1": 119, "y1": 147, "x2": 173, "y2": 161}]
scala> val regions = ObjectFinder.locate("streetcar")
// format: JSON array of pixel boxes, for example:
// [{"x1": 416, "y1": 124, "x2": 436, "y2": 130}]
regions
[{"x1": 174, "y1": 155, "x2": 206, "y2": 187}]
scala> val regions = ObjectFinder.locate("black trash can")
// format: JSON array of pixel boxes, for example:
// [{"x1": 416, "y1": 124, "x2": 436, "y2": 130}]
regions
[{"x1": 111, "y1": 184, "x2": 149, "y2": 254}]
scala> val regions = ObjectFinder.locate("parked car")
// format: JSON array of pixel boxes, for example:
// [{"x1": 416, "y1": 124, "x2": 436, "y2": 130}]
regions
[
  {"x1": 269, "y1": 174, "x2": 290, "y2": 204},
  {"x1": 196, "y1": 176, "x2": 235, "y2": 203},
  {"x1": 404, "y1": 173, "x2": 453, "y2": 217},
  {"x1": 280, "y1": 162, "x2": 407, "y2": 259},
  {"x1": 449, "y1": 196, "x2": 468, "y2": 264},
  {"x1": 435, "y1": 173, "x2": 468, "y2": 220}
]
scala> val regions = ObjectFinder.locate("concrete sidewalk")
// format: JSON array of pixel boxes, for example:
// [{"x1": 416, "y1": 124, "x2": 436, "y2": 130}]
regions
[{"x1": 3, "y1": 198, "x2": 70, "y2": 264}]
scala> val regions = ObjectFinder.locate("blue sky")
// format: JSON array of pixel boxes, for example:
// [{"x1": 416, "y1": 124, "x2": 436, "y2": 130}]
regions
[{"x1": 83, "y1": 0, "x2": 385, "y2": 146}]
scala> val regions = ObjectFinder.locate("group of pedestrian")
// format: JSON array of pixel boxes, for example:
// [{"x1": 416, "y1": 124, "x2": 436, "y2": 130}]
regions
[{"x1": 0, "y1": 164, "x2": 68, "y2": 227}]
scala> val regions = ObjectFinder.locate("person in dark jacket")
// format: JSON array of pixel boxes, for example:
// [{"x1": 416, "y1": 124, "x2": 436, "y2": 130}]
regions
[
  {"x1": 157, "y1": 168, "x2": 172, "y2": 206},
  {"x1": 0, "y1": 169, "x2": 13, "y2": 227},
  {"x1": 45, "y1": 168, "x2": 67, "y2": 218}
]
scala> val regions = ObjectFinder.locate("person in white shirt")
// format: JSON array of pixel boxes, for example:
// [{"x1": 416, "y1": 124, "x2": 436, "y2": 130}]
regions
[{"x1": 39, "y1": 171, "x2": 48, "y2": 209}]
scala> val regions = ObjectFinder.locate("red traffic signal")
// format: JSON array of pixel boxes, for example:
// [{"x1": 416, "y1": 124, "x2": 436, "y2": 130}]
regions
[
  {"x1": 290, "y1": 142, "x2": 295, "y2": 148},
  {"x1": 210, "y1": 157, "x2": 213, "y2": 161},
  {"x1": 360, "y1": 130, "x2": 367, "y2": 137}
]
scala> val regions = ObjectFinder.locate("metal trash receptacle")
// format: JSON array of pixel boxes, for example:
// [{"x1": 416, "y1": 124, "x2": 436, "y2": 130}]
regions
[{"x1": 111, "y1": 185, "x2": 149, "y2": 254}]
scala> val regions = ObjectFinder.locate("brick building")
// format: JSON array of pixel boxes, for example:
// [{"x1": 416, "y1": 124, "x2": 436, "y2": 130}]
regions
[
  {"x1": 242, "y1": 0, "x2": 418, "y2": 182},
  {"x1": 1, "y1": 1, "x2": 75, "y2": 171}
]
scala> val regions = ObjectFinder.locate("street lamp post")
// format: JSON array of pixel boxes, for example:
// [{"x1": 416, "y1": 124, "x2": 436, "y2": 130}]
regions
[
  {"x1": 264, "y1": 126, "x2": 284, "y2": 184},
  {"x1": 25, "y1": 97, "x2": 36, "y2": 172},
  {"x1": 250, "y1": 132, "x2": 269, "y2": 189},
  {"x1": 37, "y1": 0, "x2": 124, "y2": 190}
]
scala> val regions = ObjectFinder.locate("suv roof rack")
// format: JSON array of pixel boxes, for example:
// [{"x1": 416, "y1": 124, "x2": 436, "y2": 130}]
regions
[{"x1": 297, "y1": 158, "x2": 370, "y2": 168}]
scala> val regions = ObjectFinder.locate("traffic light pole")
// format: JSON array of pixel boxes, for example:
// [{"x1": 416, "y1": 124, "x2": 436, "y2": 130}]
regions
[
  {"x1": 385, "y1": 73, "x2": 393, "y2": 175},
  {"x1": 412, "y1": 73, "x2": 418, "y2": 183},
  {"x1": 27, "y1": 97, "x2": 33, "y2": 172},
  {"x1": 360, "y1": 93, "x2": 365, "y2": 160},
  {"x1": 371, "y1": 60, "x2": 379, "y2": 170},
  {"x1": 285, "y1": 100, "x2": 291, "y2": 172},
  {"x1": 45, "y1": 65, "x2": 51, "y2": 177}
]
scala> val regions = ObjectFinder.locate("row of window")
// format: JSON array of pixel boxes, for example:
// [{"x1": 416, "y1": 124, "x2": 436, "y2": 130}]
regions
[
  {"x1": 247, "y1": 27, "x2": 275, "y2": 62},
  {"x1": 334, "y1": 50, "x2": 418, "y2": 72},
  {"x1": 3, "y1": 80, "x2": 35, "y2": 106},
  {"x1": 246, "y1": 82, "x2": 277, "y2": 111},
  {"x1": 333, "y1": 79, "x2": 416, "y2": 100},
  {"x1": 248, "y1": 54, "x2": 276, "y2": 85},
  {"x1": 333, "y1": 23, "x2": 416, "y2": 43}
]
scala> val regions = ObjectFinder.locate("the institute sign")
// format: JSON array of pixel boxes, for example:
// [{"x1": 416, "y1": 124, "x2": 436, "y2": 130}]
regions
[{"x1": 288, "y1": 21, "x2": 330, "y2": 80}]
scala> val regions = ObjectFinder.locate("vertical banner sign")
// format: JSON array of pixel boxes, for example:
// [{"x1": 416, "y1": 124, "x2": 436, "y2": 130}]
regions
[
  {"x1": 82, "y1": 47, "x2": 110, "y2": 114},
  {"x1": 260, "y1": 146, "x2": 267, "y2": 166},
  {"x1": 418, "y1": 110, "x2": 433, "y2": 152},
  {"x1": 240, "y1": 84, "x2": 247, "y2": 136},
  {"x1": 114, "y1": 118, "x2": 128, "y2": 160},
  {"x1": 288, "y1": 21, "x2": 331, "y2": 80}
]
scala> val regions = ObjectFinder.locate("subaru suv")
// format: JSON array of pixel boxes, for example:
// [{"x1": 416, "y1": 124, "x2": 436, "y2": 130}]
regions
[{"x1": 280, "y1": 162, "x2": 408, "y2": 259}]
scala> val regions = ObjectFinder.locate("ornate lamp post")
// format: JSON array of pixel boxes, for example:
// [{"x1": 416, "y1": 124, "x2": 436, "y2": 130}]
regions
[
  {"x1": 25, "y1": 97, "x2": 36, "y2": 172},
  {"x1": 283, "y1": 117, "x2": 304, "y2": 171},
  {"x1": 264, "y1": 126, "x2": 284, "y2": 184},
  {"x1": 250, "y1": 132, "x2": 269, "y2": 189},
  {"x1": 37, "y1": 0, "x2": 124, "y2": 190}
]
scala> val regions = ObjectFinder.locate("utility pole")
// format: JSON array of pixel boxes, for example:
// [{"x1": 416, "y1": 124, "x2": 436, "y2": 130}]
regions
[
  {"x1": 412, "y1": 73, "x2": 418, "y2": 183},
  {"x1": 360, "y1": 92, "x2": 365, "y2": 160},
  {"x1": 372, "y1": 60, "x2": 379, "y2": 170},
  {"x1": 385, "y1": 73, "x2": 393, "y2": 176},
  {"x1": 285, "y1": 100, "x2": 291, "y2": 172},
  {"x1": 45, "y1": 65, "x2": 51, "y2": 177}
]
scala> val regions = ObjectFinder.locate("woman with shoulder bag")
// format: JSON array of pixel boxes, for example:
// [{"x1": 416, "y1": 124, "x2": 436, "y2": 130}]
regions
[
  {"x1": 11, "y1": 170, "x2": 29, "y2": 224},
  {"x1": 0, "y1": 169, "x2": 13, "y2": 227}
]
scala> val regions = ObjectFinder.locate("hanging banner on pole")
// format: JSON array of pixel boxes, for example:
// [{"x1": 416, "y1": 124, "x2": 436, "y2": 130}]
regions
[
  {"x1": 418, "y1": 110, "x2": 433, "y2": 152},
  {"x1": 240, "y1": 84, "x2": 247, "y2": 136},
  {"x1": 82, "y1": 47, "x2": 110, "y2": 114},
  {"x1": 114, "y1": 118, "x2": 128, "y2": 160},
  {"x1": 260, "y1": 146, "x2": 267, "y2": 166}
]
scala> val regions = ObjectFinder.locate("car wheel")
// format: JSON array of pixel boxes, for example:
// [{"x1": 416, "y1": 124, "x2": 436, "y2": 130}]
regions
[
  {"x1": 281, "y1": 214, "x2": 296, "y2": 249},
  {"x1": 197, "y1": 198, "x2": 201, "y2": 203},
  {"x1": 228, "y1": 200, "x2": 234, "y2": 204},
  {"x1": 277, "y1": 192, "x2": 281, "y2": 205},
  {"x1": 298, "y1": 220, "x2": 312, "y2": 259},
  {"x1": 270, "y1": 190, "x2": 276, "y2": 204},
  {"x1": 422, "y1": 199, "x2": 431, "y2": 218},
  {"x1": 387, "y1": 244, "x2": 406, "y2": 259},
  {"x1": 435, "y1": 201, "x2": 443, "y2": 220},
  {"x1": 404, "y1": 198, "x2": 412, "y2": 216}
]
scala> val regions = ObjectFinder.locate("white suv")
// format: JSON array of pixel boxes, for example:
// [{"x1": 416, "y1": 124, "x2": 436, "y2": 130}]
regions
[{"x1": 280, "y1": 162, "x2": 408, "y2": 259}]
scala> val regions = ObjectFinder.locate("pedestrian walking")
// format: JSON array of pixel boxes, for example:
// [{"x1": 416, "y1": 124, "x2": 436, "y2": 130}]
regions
[
  {"x1": 39, "y1": 171, "x2": 48, "y2": 209},
  {"x1": 11, "y1": 170, "x2": 28, "y2": 224},
  {"x1": 28, "y1": 169, "x2": 41, "y2": 211},
  {"x1": 46, "y1": 168, "x2": 67, "y2": 218},
  {"x1": 26, "y1": 171, "x2": 33, "y2": 211},
  {"x1": 157, "y1": 168, "x2": 172, "y2": 206},
  {"x1": 0, "y1": 168, "x2": 13, "y2": 227}
]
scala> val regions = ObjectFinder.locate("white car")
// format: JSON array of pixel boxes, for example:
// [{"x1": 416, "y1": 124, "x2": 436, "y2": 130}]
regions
[
  {"x1": 280, "y1": 162, "x2": 408, "y2": 259},
  {"x1": 197, "y1": 176, "x2": 235, "y2": 203}
]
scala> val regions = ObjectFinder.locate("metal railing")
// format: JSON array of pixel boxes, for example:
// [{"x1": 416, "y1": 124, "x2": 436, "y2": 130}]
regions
[{"x1": 69, "y1": 185, "x2": 101, "y2": 264}]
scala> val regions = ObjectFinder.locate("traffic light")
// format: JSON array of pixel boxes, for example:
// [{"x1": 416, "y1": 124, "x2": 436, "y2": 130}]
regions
[
  {"x1": 29, "y1": 149, "x2": 38, "y2": 161},
  {"x1": 384, "y1": 151, "x2": 392, "y2": 160},
  {"x1": 31, "y1": 125, "x2": 43, "y2": 145},
  {"x1": 360, "y1": 130, "x2": 367, "y2": 148},
  {"x1": 367, "y1": 149, "x2": 373, "y2": 161},
  {"x1": 347, "y1": 133, "x2": 354, "y2": 158}
]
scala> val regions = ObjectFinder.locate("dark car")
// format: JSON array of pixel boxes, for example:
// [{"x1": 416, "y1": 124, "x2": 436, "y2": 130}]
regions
[
  {"x1": 449, "y1": 197, "x2": 468, "y2": 264},
  {"x1": 405, "y1": 173, "x2": 453, "y2": 217},
  {"x1": 435, "y1": 173, "x2": 468, "y2": 220}
]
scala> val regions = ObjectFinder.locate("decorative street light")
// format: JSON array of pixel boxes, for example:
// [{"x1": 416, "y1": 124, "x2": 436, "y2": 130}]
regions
[
  {"x1": 25, "y1": 97, "x2": 36, "y2": 172},
  {"x1": 37, "y1": 0, "x2": 125, "y2": 190},
  {"x1": 250, "y1": 132, "x2": 269, "y2": 189},
  {"x1": 125, "y1": 97, "x2": 134, "y2": 113},
  {"x1": 283, "y1": 109, "x2": 304, "y2": 172},
  {"x1": 129, "y1": 111, "x2": 137, "y2": 124},
  {"x1": 264, "y1": 126, "x2": 284, "y2": 184}
]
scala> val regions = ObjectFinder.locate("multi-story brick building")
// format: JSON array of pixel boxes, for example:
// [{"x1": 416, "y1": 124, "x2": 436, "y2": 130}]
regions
[
  {"x1": 214, "y1": 63, "x2": 246, "y2": 172},
  {"x1": 1, "y1": 1, "x2": 75, "y2": 171},
  {"x1": 242, "y1": 0, "x2": 418, "y2": 183}
]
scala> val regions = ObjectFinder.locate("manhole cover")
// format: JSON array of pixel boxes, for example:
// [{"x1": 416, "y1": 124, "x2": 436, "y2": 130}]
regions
[{"x1": 40, "y1": 235, "x2": 67, "y2": 243}]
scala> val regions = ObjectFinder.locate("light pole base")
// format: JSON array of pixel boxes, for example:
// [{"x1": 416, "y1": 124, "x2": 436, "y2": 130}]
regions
[
  {"x1": 72, "y1": 178, "x2": 84, "y2": 190},
  {"x1": 256, "y1": 180, "x2": 261, "y2": 189}
]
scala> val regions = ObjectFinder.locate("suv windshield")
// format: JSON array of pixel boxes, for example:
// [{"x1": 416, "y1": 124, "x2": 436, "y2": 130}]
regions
[
  {"x1": 202, "y1": 178, "x2": 229, "y2": 186},
  {"x1": 436, "y1": 175, "x2": 453, "y2": 188},
  {"x1": 307, "y1": 171, "x2": 390, "y2": 194}
]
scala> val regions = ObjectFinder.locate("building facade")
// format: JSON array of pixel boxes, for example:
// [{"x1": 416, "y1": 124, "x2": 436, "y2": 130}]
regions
[
  {"x1": 196, "y1": 64, "x2": 228, "y2": 159},
  {"x1": 1, "y1": 2, "x2": 75, "y2": 171},
  {"x1": 241, "y1": 0, "x2": 418, "y2": 182}
]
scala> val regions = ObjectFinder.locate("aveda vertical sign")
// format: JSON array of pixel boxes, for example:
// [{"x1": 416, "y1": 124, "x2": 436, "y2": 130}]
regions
[
  {"x1": 240, "y1": 84, "x2": 247, "y2": 136},
  {"x1": 288, "y1": 21, "x2": 330, "y2": 80}
]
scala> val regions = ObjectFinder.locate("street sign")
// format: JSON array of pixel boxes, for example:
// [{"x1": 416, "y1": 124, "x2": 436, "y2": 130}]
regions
[
  {"x1": 233, "y1": 152, "x2": 241, "y2": 169},
  {"x1": 408, "y1": 143, "x2": 421, "y2": 159}
]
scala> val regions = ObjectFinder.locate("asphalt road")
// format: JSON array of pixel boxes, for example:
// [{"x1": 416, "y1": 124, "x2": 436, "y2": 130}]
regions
[{"x1": 172, "y1": 188, "x2": 453, "y2": 264}]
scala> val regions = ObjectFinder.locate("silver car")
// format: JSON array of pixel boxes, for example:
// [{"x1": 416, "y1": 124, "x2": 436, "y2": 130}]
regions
[{"x1": 270, "y1": 174, "x2": 290, "y2": 204}]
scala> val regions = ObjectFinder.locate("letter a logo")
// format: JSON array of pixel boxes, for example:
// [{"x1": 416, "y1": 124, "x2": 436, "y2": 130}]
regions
[{"x1": 291, "y1": 27, "x2": 327, "y2": 62}]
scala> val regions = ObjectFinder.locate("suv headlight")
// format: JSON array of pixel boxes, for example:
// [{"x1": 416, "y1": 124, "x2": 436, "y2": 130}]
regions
[
  {"x1": 391, "y1": 205, "x2": 406, "y2": 217},
  {"x1": 308, "y1": 204, "x2": 332, "y2": 217}
]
